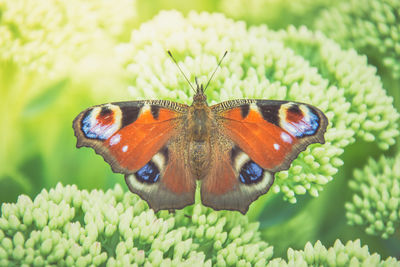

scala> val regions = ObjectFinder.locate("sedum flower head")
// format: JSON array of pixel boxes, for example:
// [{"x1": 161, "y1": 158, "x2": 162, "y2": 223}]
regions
[
  {"x1": 218, "y1": 0, "x2": 339, "y2": 28},
  {"x1": 315, "y1": 0, "x2": 400, "y2": 80},
  {"x1": 0, "y1": 183, "x2": 273, "y2": 266},
  {"x1": 2, "y1": 184, "x2": 398, "y2": 266},
  {"x1": 267, "y1": 239, "x2": 400, "y2": 266},
  {"x1": 116, "y1": 11, "x2": 399, "y2": 203},
  {"x1": 345, "y1": 154, "x2": 400, "y2": 239},
  {"x1": 0, "y1": 0, "x2": 137, "y2": 75}
]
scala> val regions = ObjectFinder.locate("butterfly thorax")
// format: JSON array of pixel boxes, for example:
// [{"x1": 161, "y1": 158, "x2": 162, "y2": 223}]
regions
[
  {"x1": 189, "y1": 104, "x2": 210, "y2": 139},
  {"x1": 189, "y1": 86, "x2": 211, "y2": 141}
]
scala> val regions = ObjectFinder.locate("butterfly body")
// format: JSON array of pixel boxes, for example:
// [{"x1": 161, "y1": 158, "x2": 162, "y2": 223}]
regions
[{"x1": 73, "y1": 83, "x2": 328, "y2": 214}]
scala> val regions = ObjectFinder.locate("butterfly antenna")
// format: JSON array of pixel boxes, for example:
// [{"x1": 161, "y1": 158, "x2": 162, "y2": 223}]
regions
[
  {"x1": 204, "y1": 51, "x2": 228, "y2": 92},
  {"x1": 167, "y1": 50, "x2": 196, "y2": 93}
]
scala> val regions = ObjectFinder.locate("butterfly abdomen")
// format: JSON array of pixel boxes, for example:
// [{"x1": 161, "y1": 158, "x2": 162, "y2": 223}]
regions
[{"x1": 189, "y1": 141, "x2": 210, "y2": 179}]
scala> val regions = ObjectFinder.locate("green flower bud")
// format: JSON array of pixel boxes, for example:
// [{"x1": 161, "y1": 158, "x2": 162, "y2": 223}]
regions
[
  {"x1": 279, "y1": 239, "x2": 400, "y2": 266},
  {"x1": 346, "y1": 154, "x2": 400, "y2": 238},
  {"x1": 149, "y1": 249, "x2": 163, "y2": 266},
  {"x1": 33, "y1": 255, "x2": 44, "y2": 266},
  {"x1": 12, "y1": 245, "x2": 24, "y2": 260}
]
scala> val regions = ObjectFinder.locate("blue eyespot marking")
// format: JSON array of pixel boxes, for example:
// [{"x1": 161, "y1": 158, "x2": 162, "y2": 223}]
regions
[
  {"x1": 82, "y1": 112, "x2": 100, "y2": 139},
  {"x1": 285, "y1": 108, "x2": 320, "y2": 138},
  {"x1": 304, "y1": 110, "x2": 320, "y2": 135},
  {"x1": 81, "y1": 109, "x2": 118, "y2": 140},
  {"x1": 135, "y1": 161, "x2": 160, "y2": 183},
  {"x1": 239, "y1": 161, "x2": 264, "y2": 184}
]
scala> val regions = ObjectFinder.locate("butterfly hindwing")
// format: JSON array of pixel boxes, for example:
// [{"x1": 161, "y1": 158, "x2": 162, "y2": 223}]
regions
[
  {"x1": 73, "y1": 100, "x2": 196, "y2": 211},
  {"x1": 125, "y1": 140, "x2": 196, "y2": 212},
  {"x1": 200, "y1": 99, "x2": 328, "y2": 213},
  {"x1": 200, "y1": 133, "x2": 275, "y2": 214}
]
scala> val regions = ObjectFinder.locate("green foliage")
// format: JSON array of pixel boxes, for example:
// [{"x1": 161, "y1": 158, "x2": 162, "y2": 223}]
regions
[
  {"x1": 0, "y1": 184, "x2": 273, "y2": 266},
  {"x1": 346, "y1": 154, "x2": 400, "y2": 239}
]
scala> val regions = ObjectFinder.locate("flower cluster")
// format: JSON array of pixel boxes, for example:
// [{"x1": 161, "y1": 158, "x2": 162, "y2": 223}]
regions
[
  {"x1": 0, "y1": 183, "x2": 273, "y2": 266},
  {"x1": 346, "y1": 154, "x2": 400, "y2": 239},
  {"x1": 0, "y1": 0, "x2": 137, "y2": 74},
  {"x1": 269, "y1": 239, "x2": 399, "y2": 266},
  {"x1": 315, "y1": 0, "x2": 400, "y2": 80},
  {"x1": 218, "y1": 0, "x2": 400, "y2": 83},
  {"x1": 218, "y1": 0, "x2": 336, "y2": 28},
  {"x1": 115, "y1": 11, "x2": 399, "y2": 203},
  {"x1": 1, "y1": 184, "x2": 398, "y2": 266}
]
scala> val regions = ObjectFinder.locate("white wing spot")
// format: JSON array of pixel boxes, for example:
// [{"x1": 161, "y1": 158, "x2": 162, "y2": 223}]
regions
[
  {"x1": 249, "y1": 103, "x2": 259, "y2": 112},
  {"x1": 122, "y1": 145, "x2": 128, "y2": 152},
  {"x1": 234, "y1": 152, "x2": 251, "y2": 173},
  {"x1": 109, "y1": 134, "x2": 121, "y2": 146},
  {"x1": 273, "y1": 143, "x2": 280, "y2": 150},
  {"x1": 152, "y1": 153, "x2": 166, "y2": 171},
  {"x1": 281, "y1": 132, "x2": 292, "y2": 143}
]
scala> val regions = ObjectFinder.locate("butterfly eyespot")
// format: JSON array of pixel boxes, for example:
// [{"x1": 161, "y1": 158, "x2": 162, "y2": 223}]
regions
[
  {"x1": 239, "y1": 161, "x2": 264, "y2": 184},
  {"x1": 81, "y1": 105, "x2": 122, "y2": 140},
  {"x1": 301, "y1": 107, "x2": 320, "y2": 135},
  {"x1": 280, "y1": 104, "x2": 321, "y2": 138},
  {"x1": 135, "y1": 161, "x2": 160, "y2": 183},
  {"x1": 99, "y1": 106, "x2": 113, "y2": 121}
]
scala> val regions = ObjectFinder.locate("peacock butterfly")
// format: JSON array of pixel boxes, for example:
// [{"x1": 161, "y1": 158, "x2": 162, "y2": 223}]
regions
[{"x1": 73, "y1": 52, "x2": 328, "y2": 214}]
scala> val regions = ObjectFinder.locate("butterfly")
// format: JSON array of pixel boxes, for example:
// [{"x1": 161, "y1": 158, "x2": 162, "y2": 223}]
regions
[{"x1": 73, "y1": 52, "x2": 328, "y2": 214}]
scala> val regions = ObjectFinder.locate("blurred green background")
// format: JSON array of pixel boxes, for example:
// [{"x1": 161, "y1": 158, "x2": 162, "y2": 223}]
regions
[{"x1": 1, "y1": 0, "x2": 399, "y2": 260}]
